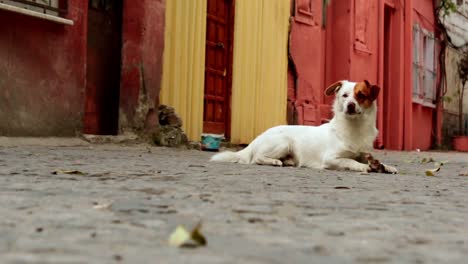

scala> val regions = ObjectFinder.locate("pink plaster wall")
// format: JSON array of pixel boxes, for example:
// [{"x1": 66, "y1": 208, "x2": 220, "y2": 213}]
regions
[
  {"x1": 289, "y1": 0, "x2": 328, "y2": 126},
  {"x1": 289, "y1": 0, "x2": 440, "y2": 150},
  {"x1": 412, "y1": 105, "x2": 435, "y2": 149},
  {"x1": 411, "y1": 0, "x2": 437, "y2": 150},
  {"x1": 349, "y1": 0, "x2": 379, "y2": 84},
  {"x1": 324, "y1": 0, "x2": 352, "y2": 87}
]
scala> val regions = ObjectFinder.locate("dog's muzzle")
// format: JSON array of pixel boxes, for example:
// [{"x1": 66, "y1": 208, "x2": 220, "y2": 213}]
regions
[{"x1": 346, "y1": 102, "x2": 357, "y2": 114}]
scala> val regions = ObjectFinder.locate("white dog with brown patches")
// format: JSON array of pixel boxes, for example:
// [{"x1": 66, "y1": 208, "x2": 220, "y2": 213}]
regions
[{"x1": 210, "y1": 80, "x2": 398, "y2": 173}]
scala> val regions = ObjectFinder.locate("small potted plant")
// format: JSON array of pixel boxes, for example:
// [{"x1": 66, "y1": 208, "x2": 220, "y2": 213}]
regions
[{"x1": 452, "y1": 49, "x2": 468, "y2": 151}]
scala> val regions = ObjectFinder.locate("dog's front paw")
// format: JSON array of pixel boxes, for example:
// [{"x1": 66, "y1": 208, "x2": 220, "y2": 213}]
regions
[
  {"x1": 364, "y1": 153, "x2": 397, "y2": 174},
  {"x1": 272, "y1": 159, "x2": 283, "y2": 167},
  {"x1": 355, "y1": 163, "x2": 371, "y2": 173},
  {"x1": 382, "y1": 164, "x2": 398, "y2": 174}
]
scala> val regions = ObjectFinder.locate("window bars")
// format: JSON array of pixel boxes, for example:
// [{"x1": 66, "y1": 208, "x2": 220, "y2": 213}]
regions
[{"x1": 412, "y1": 24, "x2": 439, "y2": 107}]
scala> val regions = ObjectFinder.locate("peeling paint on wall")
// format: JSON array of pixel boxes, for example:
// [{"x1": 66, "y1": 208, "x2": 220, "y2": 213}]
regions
[
  {"x1": 441, "y1": 1, "x2": 468, "y2": 47},
  {"x1": 0, "y1": 0, "x2": 87, "y2": 136},
  {"x1": 119, "y1": 0, "x2": 165, "y2": 136}
]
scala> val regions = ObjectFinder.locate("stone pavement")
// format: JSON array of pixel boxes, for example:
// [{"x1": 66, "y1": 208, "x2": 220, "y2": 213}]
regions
[{"x1": 0, "y1": 140, "x2": 467, "y2": 264}]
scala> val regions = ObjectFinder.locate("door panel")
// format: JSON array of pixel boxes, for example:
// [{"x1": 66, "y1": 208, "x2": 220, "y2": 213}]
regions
[{"x1": 203, "y1": 0, "x2": 233, "y2": 136}]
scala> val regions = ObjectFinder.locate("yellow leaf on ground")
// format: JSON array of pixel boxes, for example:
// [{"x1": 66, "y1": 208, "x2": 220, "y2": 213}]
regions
[
  {"x1": 168, "y1": 222, "x2": 207, "y2": 248},
  {"x1": 425, "y1": 167, "x2": 440, "y2": 176},
  {"x1": 169, "y1": 226, "x2": 192, "y2": 247}
]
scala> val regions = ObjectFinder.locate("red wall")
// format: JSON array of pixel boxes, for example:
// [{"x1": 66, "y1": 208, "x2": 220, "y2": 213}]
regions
[
  {"x1": 289, "y1": 0, "x2": 328, "y2": 126},
  {"x1": 289, "y1": 0, "x2": 439, "y2": 150},
  {"x1": 119, "y1": 0, "x2": 166, "y2": 134},
  {"x1": 0, "y1": 0, "x2": 165, "y2": 136},
  {"x1": 325, "y1": 0, "x2": 352, "y2": 85},
  {"x1": 0, "y1": 0, "x2": 87, "y2": 136},
  {"x1": 411, "y1": 0, "x2": 437, "y2": 150}
]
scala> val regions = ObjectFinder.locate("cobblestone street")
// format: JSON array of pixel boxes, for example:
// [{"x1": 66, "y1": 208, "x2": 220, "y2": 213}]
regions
[{"x1": 0, "y1": 139, "x2": 468, "y2": 263}]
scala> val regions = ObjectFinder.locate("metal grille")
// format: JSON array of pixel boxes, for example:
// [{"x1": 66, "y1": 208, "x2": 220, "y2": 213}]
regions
[
  {"x1": 412, "y1": 24, "x2": 422, "y2": 98},
  {"x1": 412, "y1": 23, "x2": 439, "y2": 106},
  {"x1": 0, "y1": 0, "x2": 67, "y2": 15}
]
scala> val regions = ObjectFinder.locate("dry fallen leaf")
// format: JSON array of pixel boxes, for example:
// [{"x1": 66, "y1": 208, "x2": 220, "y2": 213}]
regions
[
  {"x1": 190, "y1": 223, "x2": 207, "y2": 245},
  {"x1": 93, "y1": 202, "x2": 113, "y2": 210},
  {"x1": 52, "y1": 169, "x2": 87, "y2": 176},
  {"x1": 421, "y1": 157, "x2": 436, "y2": 164},
  {"x1": 425, "y1": 167, "x2": 441, "y2": 176},
  {"x1": 334, "y1": 186, "x2": 351, "y2": 190},
  {"x1": 435, "y1": 160, "x2": 449, "y2": 167},
  {"x1": 169, "y1": 226, "x2": 192, "y2": 247},
  {"x1": 169, "y1": 222, "x2": 206, "y2": 248}
]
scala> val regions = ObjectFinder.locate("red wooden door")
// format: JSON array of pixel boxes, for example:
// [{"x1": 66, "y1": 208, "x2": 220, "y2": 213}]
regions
[
  {"x1": 203, "y1": 0, "x2": 234, "y2": 138},
  {"x1": 83, "y1": 0, "x2": 123, "y2": 135}
]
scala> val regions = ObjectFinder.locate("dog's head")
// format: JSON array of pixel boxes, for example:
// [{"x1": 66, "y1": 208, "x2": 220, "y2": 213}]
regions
[{"x1": 325, "y1": 80, "x2": 380, "y2": 119}]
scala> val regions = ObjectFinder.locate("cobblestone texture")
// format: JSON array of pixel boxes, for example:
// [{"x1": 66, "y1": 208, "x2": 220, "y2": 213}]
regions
[{"x1": 0, "y1": 142, "x2": 467, "y2": 263}]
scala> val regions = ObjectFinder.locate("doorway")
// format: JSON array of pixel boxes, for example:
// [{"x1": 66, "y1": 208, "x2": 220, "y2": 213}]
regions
[
  {"x1": 382, "y1": 3, "x2": 402, "y2": 149},
  {"x1": 383, "y1": 5, "x2": 391, "y2": 147},
  {"x1": 203, "y1": 0, "x2": 235, "y2": 138},
  {"x1": 84, "y1": 0, "x2": 123, "y2": 135}
]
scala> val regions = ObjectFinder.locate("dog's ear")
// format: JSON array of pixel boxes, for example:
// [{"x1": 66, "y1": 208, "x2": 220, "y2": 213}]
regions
[
  {"x1": 325, "y1": 80, "x2": 345, "y2": 96},
  {"x1": 362, "y1": 80, "x2": 380, "y2": 101},
  {"x1": 370, "y1": 85, "x2": 380, "y2": 101},
  {"x1": 364, "y1": 80, "x2": 371, "y2": 87}
]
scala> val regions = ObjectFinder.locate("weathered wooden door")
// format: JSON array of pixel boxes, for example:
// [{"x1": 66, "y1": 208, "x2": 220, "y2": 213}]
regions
[
  {"x1": 203, "y1": 0, "x2": 234, "y2": 137},
  {"x1": 84, "y1": 0, "x2": 123, "y2": 135}
]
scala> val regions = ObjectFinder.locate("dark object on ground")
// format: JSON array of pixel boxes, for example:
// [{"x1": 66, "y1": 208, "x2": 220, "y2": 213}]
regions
[
  {"x1": 154, "y1": 105, "x2": 188, "y2": 147},
  {"x1": 364, "y1": 153, "x2": 391, "y2": 174}
]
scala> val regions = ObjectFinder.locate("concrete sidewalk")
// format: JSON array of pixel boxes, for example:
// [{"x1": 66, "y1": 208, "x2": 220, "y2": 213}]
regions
[{"x1": 0, "y1": 143, "x2": 467, "y2": 263}]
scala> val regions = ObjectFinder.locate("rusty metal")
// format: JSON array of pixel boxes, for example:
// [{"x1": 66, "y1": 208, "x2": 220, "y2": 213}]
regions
[{"x1": 1, "y1": 0, "x2": 68, "y2": 14}]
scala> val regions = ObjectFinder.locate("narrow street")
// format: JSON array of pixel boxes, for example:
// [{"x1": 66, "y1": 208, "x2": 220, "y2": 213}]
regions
[{"x1": 0, "y1": 139, "x2": 467, "y2": 263}]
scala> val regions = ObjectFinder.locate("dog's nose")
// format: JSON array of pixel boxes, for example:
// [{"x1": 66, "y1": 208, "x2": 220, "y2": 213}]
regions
[{"x1": 347, "y1": 102, "x2": 356, "y2": 113}]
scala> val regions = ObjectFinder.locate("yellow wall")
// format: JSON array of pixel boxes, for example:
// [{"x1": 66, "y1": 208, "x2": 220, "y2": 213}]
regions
[
  {"x1": 160, "y1": 0, "x2": 207, "y2": 141},
  {"x1": 161, "y1": 0, "x2": 290, "y2": 143},
  {"x1": 230, "y1": 0, "x2": 290, "y2": 144}
]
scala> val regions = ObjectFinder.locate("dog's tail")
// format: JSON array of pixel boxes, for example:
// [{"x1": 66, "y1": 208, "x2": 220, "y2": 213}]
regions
[{"x1": 210, "y1": 147, "x2": 251, "y2": 164}]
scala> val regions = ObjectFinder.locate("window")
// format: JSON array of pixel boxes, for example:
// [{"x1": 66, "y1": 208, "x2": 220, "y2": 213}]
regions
[
  {"x1": 0, "y1": 0, "x2": 67, "y2": 17},
  {"x1": 412, "y1": 24, "x2": 438, "y2": 107}
]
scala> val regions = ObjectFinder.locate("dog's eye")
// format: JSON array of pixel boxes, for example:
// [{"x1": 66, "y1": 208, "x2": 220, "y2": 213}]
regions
[
  {"x1": 357, "y1": 92, "x2": 365, "y2": 98},
  {"x1": 342, "y1": 94, "x2": 348, "y2": 98}
]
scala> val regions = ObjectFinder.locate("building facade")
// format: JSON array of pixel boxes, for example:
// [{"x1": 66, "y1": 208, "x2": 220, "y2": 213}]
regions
[
  {"x1": 161, "y1": 0, "x2": 441, "y2": 150},
  {"x1": 0, "y1": 0, "x2": 449, "y2": 151},
  {"x1": 0, "y1": 0, "x2": 165, "y2": 136},
  {"x1": 439, "y1": 0, "x2": 468, "y2": 146},
  {"x1": 288, "y1": 0, "x2": 441, "y2": 151}
]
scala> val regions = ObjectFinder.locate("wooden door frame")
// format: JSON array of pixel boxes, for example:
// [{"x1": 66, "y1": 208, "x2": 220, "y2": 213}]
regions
[
  {"x1": 203, "y1": 0, "x2": 235, "y2": 140},
  {"x1": 224, "y1": 0, "x2": 235, "y2": 140},
  {"x1": 377, "y1": 1, "x2": 405, "y2": 149}
]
